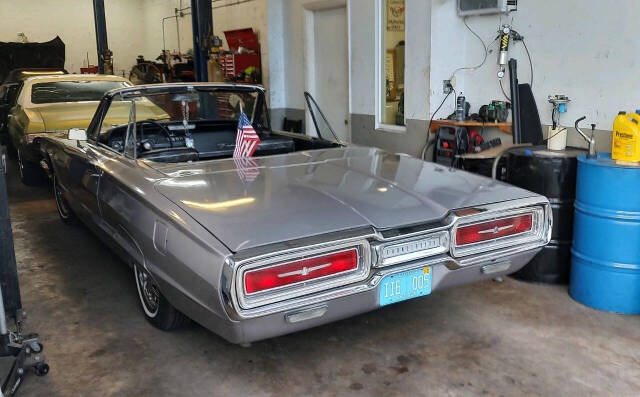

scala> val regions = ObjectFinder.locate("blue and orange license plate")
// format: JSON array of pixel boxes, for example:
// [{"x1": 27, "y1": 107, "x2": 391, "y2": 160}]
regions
[{"x1": 379, "y1": 267, "x2": 432, "y2": 306}]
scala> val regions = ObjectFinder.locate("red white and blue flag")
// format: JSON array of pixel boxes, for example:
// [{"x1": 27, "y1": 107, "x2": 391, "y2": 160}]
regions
[{"x1": 233, "y1": 111, "x2": 261, "y2": 158}]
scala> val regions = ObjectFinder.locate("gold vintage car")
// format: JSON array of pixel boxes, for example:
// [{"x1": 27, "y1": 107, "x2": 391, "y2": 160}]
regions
[{"x1": 7, "y1": 74, "x2": 132, "y2": 185}]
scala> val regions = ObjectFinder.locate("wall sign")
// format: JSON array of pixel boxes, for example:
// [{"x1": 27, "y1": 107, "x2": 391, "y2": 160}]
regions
[{"x1": 386, "y1": 0, "x2": 405, "y2": 32}]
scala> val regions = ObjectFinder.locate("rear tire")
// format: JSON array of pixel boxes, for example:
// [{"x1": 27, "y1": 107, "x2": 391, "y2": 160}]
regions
[
  {"x1": 134, "y1": 265, "x2": 189, "y2": 331},
  {"x1": 53, "y1": 174, "x2": 76, "y2": 223},
  {"x1": 17, "y1": 149, "x2": 42, "y2": 186}
]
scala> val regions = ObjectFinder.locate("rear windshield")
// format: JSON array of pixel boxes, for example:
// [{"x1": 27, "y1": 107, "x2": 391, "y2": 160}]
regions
[{"x1": 31, "y1": 81, "x2": 129, "y2": 104}]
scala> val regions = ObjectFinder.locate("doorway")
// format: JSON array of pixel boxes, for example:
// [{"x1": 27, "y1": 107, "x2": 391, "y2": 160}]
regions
[{"x1": 304, "y1": 3, "x2": 350, "y2": 141}]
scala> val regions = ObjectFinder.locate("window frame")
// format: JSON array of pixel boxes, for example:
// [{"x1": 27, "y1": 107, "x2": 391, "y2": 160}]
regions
[{"x1": 374, "y1": 0, "x2": 407, "y2": 133}]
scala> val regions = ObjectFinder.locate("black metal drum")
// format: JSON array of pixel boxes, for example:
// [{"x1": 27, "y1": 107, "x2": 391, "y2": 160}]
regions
[{"x1": 504, "y1": 146, "x2": 586, "y2": 284}]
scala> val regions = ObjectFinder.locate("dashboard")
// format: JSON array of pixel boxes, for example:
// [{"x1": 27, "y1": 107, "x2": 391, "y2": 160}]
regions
[{"x1": 100, "y1": 121, "x2": 296, "y2": 161}]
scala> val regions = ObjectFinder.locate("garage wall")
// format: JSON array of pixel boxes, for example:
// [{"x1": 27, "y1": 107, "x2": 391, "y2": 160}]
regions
[
  {"x1": 268, "y1": 0, "x2": 431, "y2": 150},
  {"x1": 142, "y1": 0, "x2": 269, "y2": 93},
  {"x1": 0, "y1": 0, "x2": 268, "y2": 91},
  {"x1": 267, "y1": 0, "x2": 317, "y2": 131},
  {"x1": 349, "y1": 0, "x2": 431, "y2": 156},
  {"x1": 431, "y1": 0, "x2": 640, "y2": 150},
  {"x1": 0, "y1": 0, "x2": 145, "y2": 76},
  {"x1": 140, "y1": 0, "x2": 194, "y2": 62}
]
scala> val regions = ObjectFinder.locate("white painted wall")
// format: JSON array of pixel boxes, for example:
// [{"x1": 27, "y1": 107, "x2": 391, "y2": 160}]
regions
[
  {"x1": 429, "y1": 0, "x2": 466, "y2": 118},
  {"x1": 215, "y1": 0, "x2": 269, "y2": 92},
  {"x1": 141, "y1": 0, "x2": 269, "y2": 91},
  {"x1": 349, "y1": 0, "x2": 376, "y2": 115},
  {"x1": 351, "y1": 0, "x2": 431, "y2": 121},
  {"x1": 0, "y1": 0, "x2": 146, "y2": 76},
  {"x1": 403, "y1": 0, "x2": 430, "y2": 121},
  {"x1": 267, "y1": 0, "x2": 348, "y2": 111},
  {"x1": 311, "y1": 6, "x2": 349, "y2": 140},
  {"x1": 266, "y1": 0, "x2": 287, "y2": 109},
  {"x1": 0, "y1": 0, "x2": 268, "y2": 90},
  {"x1": 106, "y1": 1, "x2": 149, "y2": 76},
  {"x1": 434, "y1": 0, "x2": 640, "y2": 133},
  {"x1": 141, "y1": 0, "x2": 193, "y2": 60},
  {"x1": 267, "y1": 0, "x2": 431, "y2": 153}
]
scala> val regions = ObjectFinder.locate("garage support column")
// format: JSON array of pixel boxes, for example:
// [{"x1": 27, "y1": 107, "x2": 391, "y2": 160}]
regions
[
  {"x1": 190, "y1": 0, "x2": 213, "y2": 82},
  {"x1": 92, "y1": 0, "x2": 113, "y2": 75}
]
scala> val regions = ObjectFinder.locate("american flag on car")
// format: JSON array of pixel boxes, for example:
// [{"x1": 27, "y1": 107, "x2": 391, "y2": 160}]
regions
[{"x1": 233, "y1": 111, "x2": 261, "y2": 158}]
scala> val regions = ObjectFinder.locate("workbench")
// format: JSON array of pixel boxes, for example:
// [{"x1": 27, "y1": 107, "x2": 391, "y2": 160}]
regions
[{"x1": 429, "y1": 120, "x2": 512, "y2": 135}]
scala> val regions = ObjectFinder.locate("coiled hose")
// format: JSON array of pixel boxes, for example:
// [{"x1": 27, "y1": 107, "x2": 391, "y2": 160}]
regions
[{"x1": 491, "y1": 144, "x2": 532, "y2": 180}]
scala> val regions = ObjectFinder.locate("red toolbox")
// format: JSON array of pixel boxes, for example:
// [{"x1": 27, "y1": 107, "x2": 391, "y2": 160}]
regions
[{"x1": 222, "y1": 28, "x2": 261, "y2": 83}]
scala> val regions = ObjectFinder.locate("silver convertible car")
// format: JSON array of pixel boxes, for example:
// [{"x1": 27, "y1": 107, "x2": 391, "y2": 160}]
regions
[{"x1": 38, "y1": 83, "x2": 551, "y2": 344}]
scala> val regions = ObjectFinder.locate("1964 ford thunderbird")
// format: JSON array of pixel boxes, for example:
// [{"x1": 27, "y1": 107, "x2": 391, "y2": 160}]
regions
[{"x1": 38, "y1": 83, "x2": 551, "y2": 344}]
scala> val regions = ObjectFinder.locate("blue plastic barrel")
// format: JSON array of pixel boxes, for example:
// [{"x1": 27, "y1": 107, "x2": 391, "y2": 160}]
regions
[{"x1": 570, "y1": 153, "x2": 640, "y2": 314}]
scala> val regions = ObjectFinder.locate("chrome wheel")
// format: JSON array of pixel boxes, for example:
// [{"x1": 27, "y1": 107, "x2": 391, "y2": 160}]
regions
[{"x1": 135, "y1": 266, "x2": 160, "y2": 318}]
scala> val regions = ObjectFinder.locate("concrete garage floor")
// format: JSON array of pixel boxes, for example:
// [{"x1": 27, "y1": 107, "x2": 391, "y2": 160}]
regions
[{"x1": 3, "y1": 160, "x2": 639, "y2": 397}]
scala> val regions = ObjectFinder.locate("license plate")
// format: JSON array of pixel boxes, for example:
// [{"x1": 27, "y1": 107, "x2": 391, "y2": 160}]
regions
[{"x1": 379, "y1": 267, "x2": 432, "y2": 306}]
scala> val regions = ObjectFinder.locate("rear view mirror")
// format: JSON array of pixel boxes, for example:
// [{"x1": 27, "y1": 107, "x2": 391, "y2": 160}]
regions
[{"x1": 68, "y1": 128, "x2": 87, "y2": 141}]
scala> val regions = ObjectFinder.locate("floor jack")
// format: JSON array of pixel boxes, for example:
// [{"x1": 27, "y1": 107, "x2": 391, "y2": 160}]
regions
[
  {"x1": 0, "y1": 147, "x2": 48, "y2": 396},
  {"x1": 0, "y1": 309, "x2": 48, "y2": 396}
]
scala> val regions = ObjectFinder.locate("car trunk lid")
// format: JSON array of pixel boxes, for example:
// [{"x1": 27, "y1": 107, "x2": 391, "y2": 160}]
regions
[
  {"x1": 33, "y1": 102, "x2": 100, "y2": 131},
  {"x1": 151, "y1": 147, "x2": 537, "y2": 251}
]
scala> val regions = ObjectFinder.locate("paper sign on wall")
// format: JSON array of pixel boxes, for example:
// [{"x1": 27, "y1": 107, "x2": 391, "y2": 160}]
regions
[{"x1": 387, "y1": 0, "x2": 405, "y2": 32}]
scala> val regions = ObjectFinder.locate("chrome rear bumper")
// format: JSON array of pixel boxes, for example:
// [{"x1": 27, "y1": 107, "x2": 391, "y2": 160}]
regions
[{"x1": 204, "y1": 247, "x2": 540, "y2": 344}]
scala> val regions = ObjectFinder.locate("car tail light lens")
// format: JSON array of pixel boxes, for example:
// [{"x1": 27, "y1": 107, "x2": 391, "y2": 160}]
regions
[
  {"x1": 456, "y1": 214, "x2": 533, "y2": 246},
  {"x1": 244, "y1": 249, "x2": 358, "y2": 294}
]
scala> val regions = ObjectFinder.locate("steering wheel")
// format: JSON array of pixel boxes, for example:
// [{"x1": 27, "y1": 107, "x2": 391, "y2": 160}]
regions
[{"x1": 137, "y1": 120, "x2": 173, "y2": 151}]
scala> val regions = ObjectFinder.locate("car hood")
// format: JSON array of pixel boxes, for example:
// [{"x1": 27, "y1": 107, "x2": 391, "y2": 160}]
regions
[
  {"x1": 31, "y1": 102, "x2": 99, "y2": 131},
  {"x1": 151, "y1": 147, "x2": 538, "y2": 251}
]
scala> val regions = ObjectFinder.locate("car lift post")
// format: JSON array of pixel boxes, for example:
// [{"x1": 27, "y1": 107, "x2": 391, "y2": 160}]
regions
[
  {"x1": 92, "y1": 0, "x2": 113, "y2": 75},
  {"x1": 0, "y1": 147, "x2": 48, "y2": 396},
  {"x1": 190, "y1": 0, "x2": 213, "y2": 82}
]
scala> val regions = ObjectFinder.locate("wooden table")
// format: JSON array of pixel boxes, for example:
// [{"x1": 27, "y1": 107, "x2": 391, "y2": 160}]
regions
[{"x1": 429, "y1": 120, "x2": 512, "y2": 135}]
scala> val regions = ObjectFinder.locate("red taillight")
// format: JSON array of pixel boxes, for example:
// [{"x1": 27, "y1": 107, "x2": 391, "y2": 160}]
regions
[
  {"x1": 455, "y1": 214, "x2": 533, "y2": 246},
  {"x1": 244, "y1": 249, "x2": 358, "y2": 294}
]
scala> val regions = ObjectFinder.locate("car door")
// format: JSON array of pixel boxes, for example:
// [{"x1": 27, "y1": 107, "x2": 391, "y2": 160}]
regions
[
  {"x1": 0, "y1": 85, "x2": 12, "y2": 133},
  {"x1": 90, "y1": 97, "x2": 150, "y2": 266},
  {"x1": 60, "y1": 139, "x2": 104, "y2": 226},
  {"x1": 6, "y1": 83, "x2": 28, "y2": 148},
  {"x1": 54, "y1": 98, "x2": 113, "y2": 227},
  {"x1": 0, "y1": 84, "x2": 21, "y2": 132}
]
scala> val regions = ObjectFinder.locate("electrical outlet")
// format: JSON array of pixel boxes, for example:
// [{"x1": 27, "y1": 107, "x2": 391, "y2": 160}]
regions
[{"x1": 443, "y1": 80, "x2": 453, "y2": 94}]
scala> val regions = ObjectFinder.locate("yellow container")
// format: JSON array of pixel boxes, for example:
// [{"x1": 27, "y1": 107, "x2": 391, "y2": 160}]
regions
[{"x1": 612, "y1": 111, "x2": 640, "y2": 163}]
